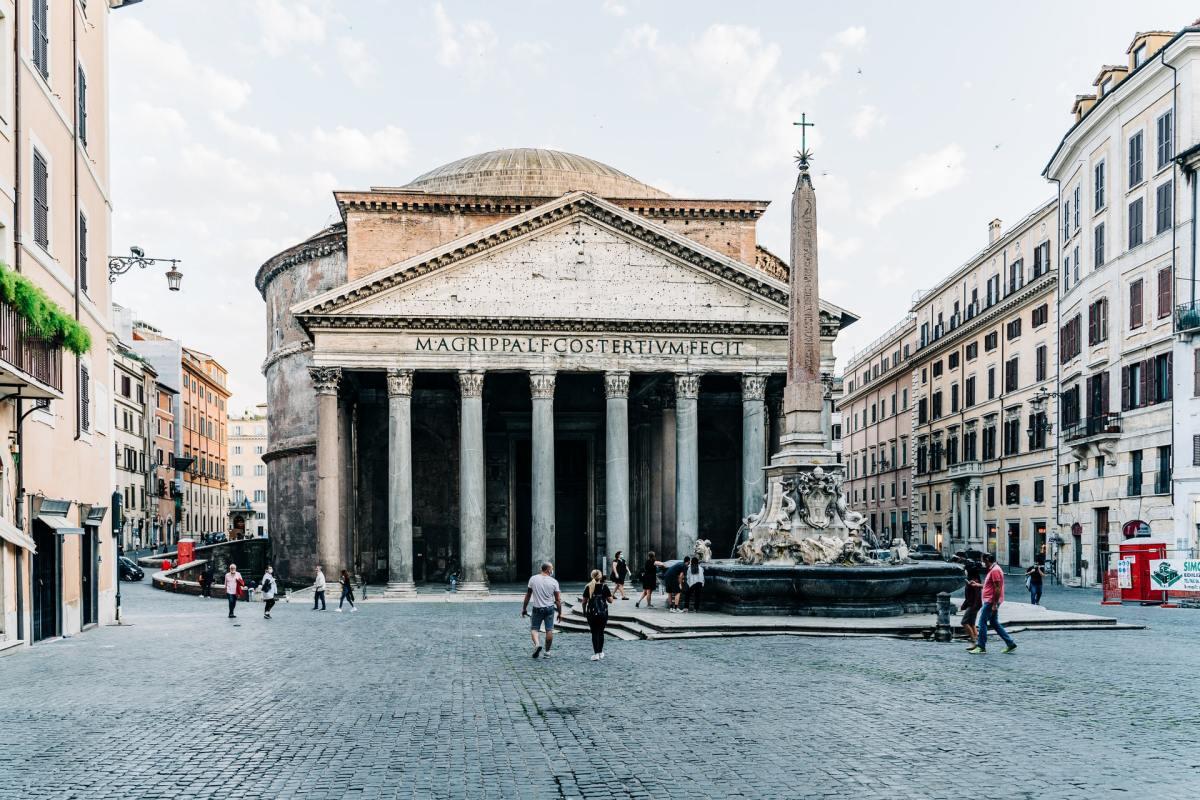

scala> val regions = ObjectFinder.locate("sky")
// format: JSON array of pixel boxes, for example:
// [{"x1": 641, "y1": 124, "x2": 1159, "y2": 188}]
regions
[{"x1": 108, "y1": 0, "x2": 1200, "y2": 411}]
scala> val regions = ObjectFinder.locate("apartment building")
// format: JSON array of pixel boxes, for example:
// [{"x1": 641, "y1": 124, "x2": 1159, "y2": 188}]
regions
[
  {"x1": 111, "y1": 340, "x2": 154, "y2": 552},
  {"x1": 181, "y1": 348, "x2": 229, "y2": 537},
  {"x1": 1044, "y1": 25, "x2": 1200, "y2": 583},
  {"x1": 150, "y1": 379, "x2": 177, "y2": 546},
  {"x1": 839, "y1": 317, "x2": 917, "y2": 542},
  {"x1": 910, "y1": 205, "x2": 1059, "y2": 566},
  {"x1": 229, "y1": 404, "x2": 267, "y2": 540}
]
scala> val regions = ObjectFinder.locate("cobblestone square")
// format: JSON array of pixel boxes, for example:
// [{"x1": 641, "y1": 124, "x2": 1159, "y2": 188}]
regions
[{"x1": 1, "y1": 580, "x2": 1197, "y2": 800}]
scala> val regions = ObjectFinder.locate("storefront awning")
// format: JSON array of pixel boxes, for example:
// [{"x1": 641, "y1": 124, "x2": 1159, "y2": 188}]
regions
[
  {"x1": 35, "y1": 515, "x2": 84, "y2": 536},
  {"x1": 85, "y1": 506, "x2": 108, "y2": 526},
  {"x1": 0, "y1": 517, "x2": 35, "y2": 551}
]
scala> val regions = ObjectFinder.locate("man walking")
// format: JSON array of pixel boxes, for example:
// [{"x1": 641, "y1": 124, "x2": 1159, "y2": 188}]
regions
[
  {"x1": 521, "y1": 561, "x2": 562, "y2": 659},
  {"x1": 312, "y1": 565, "x2": 327, "y2": 611},
  {"x1": 260, "y1": 566, "x2": 278, "y2": 620},
  {"x1": 224, "y1": 563, "x2": 244, "y2": 619},
  {"x1": 968, "y1": 553, "x2": 1017, "y2": 655}
]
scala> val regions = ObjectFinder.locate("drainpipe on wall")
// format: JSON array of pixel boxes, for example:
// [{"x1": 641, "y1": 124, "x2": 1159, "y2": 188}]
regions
[{"x1": 72, "y1": 3, "x2": 82, "y2": 442}]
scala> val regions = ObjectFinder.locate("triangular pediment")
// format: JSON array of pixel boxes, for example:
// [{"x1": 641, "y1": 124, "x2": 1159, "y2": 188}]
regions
[{"x1": 294, "y1": 192, "x2": 793, "y2": 331}]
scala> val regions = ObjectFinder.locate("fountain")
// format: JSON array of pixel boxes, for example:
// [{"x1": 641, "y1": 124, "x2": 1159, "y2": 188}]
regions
[{"x1": 703, "y1": 135, "x2": 963, "y2": 617}]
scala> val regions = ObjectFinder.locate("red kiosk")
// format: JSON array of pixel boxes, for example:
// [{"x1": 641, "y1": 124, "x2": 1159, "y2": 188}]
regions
[
  {"x1": 1117, "y1": 532, "x2": 1169, "y2": 604},
  {"x1": 177, "y1": 538, "x2": 196, "y2": 565}
]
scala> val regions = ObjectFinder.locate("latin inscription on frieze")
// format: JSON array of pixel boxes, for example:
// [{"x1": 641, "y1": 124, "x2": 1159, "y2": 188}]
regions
[{"x1": 412, "y1": 335, "x2": 744, "y2": 357}]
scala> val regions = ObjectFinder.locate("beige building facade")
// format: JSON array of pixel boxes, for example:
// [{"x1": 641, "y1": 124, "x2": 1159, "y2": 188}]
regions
[
  {"x1": 229, "y1": 404, "x2": 267, "y2": 539},
  {"x1": 151, "y1": 379, "x2": 177, "y2": 546},
  {"x1": 111, "y1": 338, "x2": 153, "y2": 552},
  {"x1": 910, "y1": 205, "x2": 1059, "y2": 567},
  {"x1": 1045, "y1": 25, "x2": 1200, "y2": 584},
  {"x1": 839, "y1": 317, "x2": 917, "y2": 542}
]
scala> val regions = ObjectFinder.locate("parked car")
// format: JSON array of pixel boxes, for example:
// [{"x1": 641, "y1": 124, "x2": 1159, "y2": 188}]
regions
[
  {"x1": 118, "y1": 557, "x2": 145, "y2": 581},
  {"x1": 909, "y1": 544, "x2": 944, "y2": 562}
]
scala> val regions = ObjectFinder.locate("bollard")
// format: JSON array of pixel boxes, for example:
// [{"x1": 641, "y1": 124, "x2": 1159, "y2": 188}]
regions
[{"x1": 934, "y1": 592, "x2": 954, "y2": 642}]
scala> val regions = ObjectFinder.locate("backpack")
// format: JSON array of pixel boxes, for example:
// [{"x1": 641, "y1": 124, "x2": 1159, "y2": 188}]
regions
[{"x1": 586, "y1": 586, "x2": 609, "y2": 619}]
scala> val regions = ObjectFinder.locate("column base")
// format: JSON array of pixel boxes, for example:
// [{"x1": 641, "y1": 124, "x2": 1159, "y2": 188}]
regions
[
  {"x1": 383, "y1": 581, "x2": 418, "y2": 598},
  {"x1": 454, "y1": 580, "x2": 490, "y2": 597}
]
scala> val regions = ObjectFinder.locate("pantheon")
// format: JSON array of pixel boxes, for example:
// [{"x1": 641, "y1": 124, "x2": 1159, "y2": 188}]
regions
[{"x1": 256, "y1": 148, "x2": 857, "y2": 592}]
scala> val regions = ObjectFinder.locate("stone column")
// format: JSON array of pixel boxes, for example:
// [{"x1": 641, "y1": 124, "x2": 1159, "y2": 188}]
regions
[
  {"x1": 457, "y1": 370, "x2": 489, "y2": 595},
  {"x1": 660, "y1": 382, "x2": 677, "y2": 556},
  {"x1": 309, "y1": 367, "x2": 343, "y2": 575},
  {"x1": 970, "y1": 481, "x2": 982, "y2": 545},
  {"x1": 741, "y1": 374, "x2": 768, "y2": 519},
  {"x1": 949, "y1": 486, "x2": 960, "y2": 543},
  {"x1": 529, "y1": 371, "x2": 556, "y2": 575},
  {"x1": 605, "y1": 371, "x2": 631, "y2": 565},
  {"x1": 675, "y1": 373, "x2": 700, "y2": 559},
  {"x1": 385, "y1": 369, "x2": 416, "y2": 597}
]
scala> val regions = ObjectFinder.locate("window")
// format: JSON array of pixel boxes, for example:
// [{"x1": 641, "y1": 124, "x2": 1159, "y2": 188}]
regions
[
  {"x1": 966, "y1": 342, "x2": 978, "y2": 361},
  {"x1": 33, "y1": 149, "x2": 49, "y2": 250},
  {"x1": 1088, "y1": 298, "x2": 1108, "y2": 345},
  {"x1": 1129, "y1": 278, "x2": 1143, "y2": 329},
  {"x1": 951, "y1": 384, "x2": 959, "y2": 413},
  {"x1": 1094, "y1": 160, "x2": 1106, "y2": 210},
  {"x1": 982, "y1": 425, "x2": 996, "y2": 460},
  {"x1": 77, "y1": 65, "x2": 88, "y2": 147},
  {"x1": 963, "y1": 428, "x2": 977, "y2": 461},
  {"x1": 1003, "y1": 417, "x2": 1020, "y2": 456},
  {"x1": 1036, "y1": 345, "x2": 1047, "y2": 382},
  {"x1": 965, "y1": 376, "x2": 976, "y2": 407},
  {"x1": 901, "y1": 389, "x2": 908, "y2": 410},
  {"x1": 986, "y1": 485, "x2": 995, "y2": 508},
  {"x1": 1157, "y1": 266, "x2": 1172, "y2": 319},
  {"x1": 1124, "y1": 361, "x2": 1144, "y2": 409},
  {"x1": 1156, "y1": 445, "x2": 1172, "y2": 494},
  {"x1": 932, "y1": 360, "x2": 943, "y2": 378},
  {"x1": 254, "y1": 490, "x2": 266, "y2": 503},
  {"x1": 233, "y1": 465, "x2": 243, "y2": 477},
  {"x1": 253, "y1": 465, "x2": 265, "y2": 477},
  {"x1": 1063, "y1": 252, "x2": 1071, "y2": 292},
  {"x1": 1005, "y1": 483, "x2": 1020, "y2": 505},
  {"x1": 1129, "y1": 449, "x2": 1143, "y2": 496},
  {"x1": 79, "y1": 365, "x2": 90, "y2": 432},
  {"x1": 1031, "y1": 304, "x2": 1048, "y2": 327},
  {"x1": 984, "y1": 331, "x2": 998, "y2": 352},
  {"x1": 1129, "y1": 131, "x2": 1143, "y2": 187},
  {"x1": 1034, "y1": 479, "x2": 1045, "y2": 503},
  {"x1": 932, "y1": 392, "x2": 943, "y2": 420},
  {"x1": 1006, "y1": 318, "x2": 1021, "y2": 340},
  {"x1": 987, "y1": 367, "x2": 996, "y2": 400},
  {"x1": 1133, "y1": 43, "x2": 1147, "y2": 67},
  {"x1": 78, "y1": 213, "x2": 89, "y2": 293},
  {"x1": 1008, "y1": 259, "x2": 1025, "y2": 294},
  {"x1": 31, "y1": 0, "x2": 48, "y2": 78},
  {"x1": 917, "y1": 398, "x2": 928, "y2": 425},
  {"x1": 1004, "y1": 357, "x2": 1019, "y2": 393},
  {"x1": 255, "y1": 445, "x2": 264, "y2": 455},
  {"x1": 1094, "y1": 222, "x2": 1105, "y2": 268},
  {"x1": 1059, "y1": 315, "x2": 1082, "y2": 362},
  {"x1": 233, "y1": 445, "x2": 242, "y2": 455},
  {"x1": 1073, "y1": 244, "x2": 1080, "y2": 283},
  {"x1": 1156, "y1": 110, "x2": 1174, "y2": 169},
  {"x1": 1063, "y1": 197, "x2": 1071, "y2": 241},
  {"x1": 1156, "y1": 181, "x2": 1173, "y2": 235},
  {"x1": 948, "y1": 352, "x2": 959, "y2": 370},
  {"x1": 1033, "y1": 242, "x2": 1051, "y2": 277},
  {"x1": 1073, "y1": 185, "x2": 1081, "y2": 231}
]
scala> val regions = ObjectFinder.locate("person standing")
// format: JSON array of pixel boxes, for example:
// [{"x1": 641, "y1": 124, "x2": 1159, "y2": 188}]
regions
[
  {"x1": 636, "y1": 552, "x2": 659, "y2": 608},
  {"x1": 521, "y1": 561, "x2": 562, "y2": 659},
  {"x1": 312, "y1": 565, "x2": 327, "y2": 611},
  {"x1": 664, "y1": 557, "x2": 689, "y2": 612},
  {"x1": 582, "y1": 569, "x2": 613, "y2": 661},
  {"x1": 337, "y1": 569, "x2": 358, "y2": 612},
  {"x1": 609, "y1": 551, "x2": 629, "y2": 601},
  {"x1": 1025, "y1": 563, "x2": 1046, "y2": 605},
  {"x1": 952, "y1": 552, "x2": 983, "y2": 644},
  {"x1": 260, "y1": 566, "x2": 278, "y2": 620},
  {"x1": 685, "y1": 558, "x2": 705, "y2": 612},
  {"x1": 968, "y1": 553, "x2": 1017, "y2": 655},
  {"x1": 223, "y1": 563, "x2": 244, "y2": 619}
]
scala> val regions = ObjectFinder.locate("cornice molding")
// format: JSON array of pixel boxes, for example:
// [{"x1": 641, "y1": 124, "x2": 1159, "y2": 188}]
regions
[
  {"x1": 262, "y1": 340, "x2": 314, "y2": 374},
  {"x1": 255, "y1": 231, "x2": 346, "y2": 295},
  {"x1": 334, "y1": 191, "x2": 769, "y2": 220},
  {"x1": 262, "y1": 436, "x2": 317, "y2": 463},
  {"x1": 302, "y1": 314, "x2": 789, "y2": 337},
  {"x1": 913, "y1": 272, "x2": 1057, "y2": 364}
]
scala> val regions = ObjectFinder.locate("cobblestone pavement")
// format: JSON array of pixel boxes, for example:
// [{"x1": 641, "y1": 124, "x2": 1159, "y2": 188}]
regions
[{"x1": 1, "y1": 577, "x2": 1197, "y2": 800}]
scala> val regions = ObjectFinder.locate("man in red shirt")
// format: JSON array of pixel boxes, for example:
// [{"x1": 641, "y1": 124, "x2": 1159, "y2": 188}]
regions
[{"x1": 967, "y1": 553, "x2": 1017, "y2": 655}]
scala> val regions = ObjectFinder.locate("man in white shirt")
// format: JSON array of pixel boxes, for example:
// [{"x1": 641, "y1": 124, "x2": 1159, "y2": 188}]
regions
[
  {"x1": 521, "y1": 562, "x2": 562, "y2": 659},
  {"x1": 312, "y1": 565, "x2": 327, "y2": 611}
]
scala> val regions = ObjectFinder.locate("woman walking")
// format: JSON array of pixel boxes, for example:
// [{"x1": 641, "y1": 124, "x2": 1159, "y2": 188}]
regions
[
  {"x1": 685, "y1": 557, "x2": 705, "y2": 612},
  {"x1": 636, "y1": 551, "x2": 660, "y2": 608},
  {"x1": 582, "y1": 569, "x2": 613, "y2": 661},
  {"x1": 1025, "y1": 562, "x2": 1046, "y2": 605},
  {"x1": 338, "y1": 569, "x2": 358, "y2": 612},
  {"x1": 610, "y1": 551, "x2": 629, "y2": 600},
  {"x1": 260, "y1": 566, "x2": 278, "y2": 619}
]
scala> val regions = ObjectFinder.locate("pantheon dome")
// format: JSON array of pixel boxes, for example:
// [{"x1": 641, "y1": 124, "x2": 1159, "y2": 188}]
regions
[{"x1": 401, "y1": 147, "x2": 670, "y2": 199}]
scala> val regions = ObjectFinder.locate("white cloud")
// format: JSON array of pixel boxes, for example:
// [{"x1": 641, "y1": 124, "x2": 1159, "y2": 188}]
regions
[
  {"x1": 112, "y1": 18, "x2": 252, "y2": 112},
  {"x1": 862, "y1": 143, "x2": 967, "y2": 225},
  {"x1": 254, "y1": 0, "x2": 327, "y2": 56},
  {"x1": 820, "y1": 51, "x2": 841, "y2": 74},
  {"x1": 834, "y1": 26, "x2": 867, "y2": 48},
  {"x1": 851, "y1": 104, "x2": 885, "y2": 140},
  {"x1": 818, "y1": 227, "x2": 862, "y2": 261},
  {"x1": 433, "y1": 2, "x2": 498, "y2": 75},
  {"x1": 212, "y1": 112, "x2": 281, "y2": 153},
  {"x1": 336, "y1": 35, "x2": 375, "y2": 86},
  {"x1": 301, "y1": 125, "x2": 412, "y2": 171},
  {"x1": 602, "y1": 0, "x2": 628, "y2": 16}
]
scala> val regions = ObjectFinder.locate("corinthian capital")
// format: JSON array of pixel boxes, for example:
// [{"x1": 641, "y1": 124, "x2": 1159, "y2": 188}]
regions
[
  {"x1": 308, "y1": 366, "x2": 342, "y2": 395},
  {"x1": 528, "y1": 371, "x2": 556, "y2": 400},
  {"x1": 742, "y1": 373, "x2": 767, "y2": 402},
  {"x1": 457, "y1": 370, "x2": 485, "y2": 398},
  {"x1": 675, "y1": 373, "x2": 700, "y2": 399},
  {"x1": 604, "y1": 371, "x2": 630, "y2": 399},
  {"x1": 386, "y1": 369, "x2": 414, "y2": 398}
]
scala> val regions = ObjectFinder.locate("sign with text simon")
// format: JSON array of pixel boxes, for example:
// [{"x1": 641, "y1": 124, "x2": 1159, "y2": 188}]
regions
[{"x1": 1148, "y1": 559, "x2": 1200, "y2": 593}]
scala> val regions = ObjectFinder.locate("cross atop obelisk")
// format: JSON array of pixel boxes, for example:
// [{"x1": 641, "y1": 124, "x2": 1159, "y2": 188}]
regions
[{"x1": 793, "y1": 114, "x2": 815, "y2": 166}]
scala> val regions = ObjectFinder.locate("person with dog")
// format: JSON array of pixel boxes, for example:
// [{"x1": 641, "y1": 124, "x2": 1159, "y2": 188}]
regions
[{"x1": 582, "y1": 569, "x2": 613, "y2": 660}]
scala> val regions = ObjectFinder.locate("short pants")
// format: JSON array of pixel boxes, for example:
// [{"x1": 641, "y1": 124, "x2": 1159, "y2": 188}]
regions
[{"x1": 530, "y1": 605, "x2": 556, "y2": 631}]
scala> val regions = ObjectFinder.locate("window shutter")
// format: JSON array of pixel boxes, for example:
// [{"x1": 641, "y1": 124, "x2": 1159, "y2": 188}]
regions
[
  {"x1": 1164, "y1": 353, "x2": 1173, "y2": 401},
  {"x1": 1087, "y1": 303, "x2": 1096, "y2": 344},
  {"x1": 78, "y1": 214, "x2": 88, "y2": 293},
  {"x1": 1194, "y1": 349, "x2": 1200, "y2": 397},
  {"x1": 1140, "y1": 358, "x2": 1153, "y2": 407},
  {"x1": 1100, "y1": 370, "x2": 1110, "y2": 415},
  {"x1": 1130, "y1": 280, "x2": 1143, "y2": 328},
  {"x1": 32, "y1": 151, "x2": 48, "y2": 250},
  {"x1": 79, "y1": 365, "x2": 91, "y2": 431},
  {"x1": 1157, "y1": 268, "x2": 1171, "y2": 319},
  {"x1": 77, "y1": 66, "x2": 88, "y2": 145},
  {"x1": 1121, "y1": 366, "x2": 1130, "y2": 410}
]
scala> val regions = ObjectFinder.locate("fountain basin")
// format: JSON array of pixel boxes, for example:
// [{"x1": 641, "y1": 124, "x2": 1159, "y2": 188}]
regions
[{"x1": 703, "y1": 560, "x2": 965, "y2": 617}]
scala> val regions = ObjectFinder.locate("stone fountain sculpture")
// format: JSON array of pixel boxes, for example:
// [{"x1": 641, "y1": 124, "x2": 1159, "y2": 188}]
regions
[{"x1": 704, "y1": 138, "x2": 964, "y2": 616}]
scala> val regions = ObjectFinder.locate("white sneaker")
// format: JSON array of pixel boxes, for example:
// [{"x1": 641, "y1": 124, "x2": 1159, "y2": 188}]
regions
[
  {"x1": 336, "y1": 608, "x2": 343, "y2": 613},
  {"x1": 598, "y1": 652, "x2": 605, "y2": 660},
  {"x1": 351, "y1": 607, "x2": 359, "y2": 613},
  {"x1": 590, "y1": 654, "x2": 600, "y2": 661},
  {"x1": 542, "y1": 650, "x2": 553, "y2": 659}
]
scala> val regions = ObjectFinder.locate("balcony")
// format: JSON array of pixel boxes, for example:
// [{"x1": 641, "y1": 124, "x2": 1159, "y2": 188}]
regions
[
  {"x1": 947, "y1": 460, "x2": 982, "y2": 479},
  {"x1": 1062, "y1": 412, "x2": 1121, "y2": 444},
  {"x1": 1177, "y1": 300, "x2": 1200, "y2": 334},
  {"x1": 0, "y1": 300, "x2": 63, "y2": 397}
]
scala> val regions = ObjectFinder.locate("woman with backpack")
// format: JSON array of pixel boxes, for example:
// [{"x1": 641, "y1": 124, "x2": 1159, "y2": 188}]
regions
[
  {"x1": 582, "y1": 569, "x2": 613, "y2": 661},
  {"x1": 685, "y1": 557, "x2": 705, "y2": 612},
  {"x1": 260, "y1": 565, "x2": 278, "y2": 619},
  {"x1": 338, "y1": 569, "x2": 358, "y2": 612}
]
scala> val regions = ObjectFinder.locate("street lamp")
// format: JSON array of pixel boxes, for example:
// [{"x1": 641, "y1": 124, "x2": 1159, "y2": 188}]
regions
[{"x1": 108, "y1": 246, "x2": 183, "y2": 291}]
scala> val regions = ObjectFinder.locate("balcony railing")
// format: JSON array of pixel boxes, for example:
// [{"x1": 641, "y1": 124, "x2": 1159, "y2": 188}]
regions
[
  {"x1": 947, "y1": 460, "x2": 982, "y2": 479},
  {"x1": 1176, "y1": 300, "x2": 1200, "y2": 334},
  {"x1": 1062, "y1": 412, "x2": 1121, "y2": 443},
  {"x1": 0, "y1": 300, "x2": 63, "y2": 394}
]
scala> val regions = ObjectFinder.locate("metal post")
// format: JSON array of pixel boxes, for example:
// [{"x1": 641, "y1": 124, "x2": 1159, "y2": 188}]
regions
[{"x1": 934, "y1": 592, "x2": 953, "y2": 642}]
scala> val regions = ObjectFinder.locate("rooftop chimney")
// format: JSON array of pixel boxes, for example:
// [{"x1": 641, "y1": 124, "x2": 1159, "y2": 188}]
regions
[{"x1": 988, "y1": 218, "x2": 1002, "y2": 245}]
